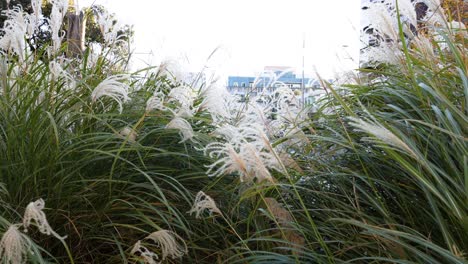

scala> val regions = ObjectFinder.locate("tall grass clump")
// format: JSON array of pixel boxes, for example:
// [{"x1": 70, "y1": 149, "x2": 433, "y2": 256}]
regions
[
  {"x1": 272, "y1": 3, "x2": 467, "y2": 262},
  {"x1": 0, "y1": 0, "x2": 467, "y2": 263},
  {"x1": 0, "y1": 1, "x2": 232, "y2": 263},
  {"x1": 211, "y1": 1, "x2": 468, "y2": 263}
]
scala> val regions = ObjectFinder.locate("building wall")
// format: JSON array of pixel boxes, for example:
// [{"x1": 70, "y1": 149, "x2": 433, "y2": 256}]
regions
[{"x1": 225, "y1": 70, "x2": 325, "y2": 106}]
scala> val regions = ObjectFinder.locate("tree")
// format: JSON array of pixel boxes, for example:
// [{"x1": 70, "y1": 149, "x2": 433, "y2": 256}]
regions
[{"x1": 0, "y1": 0, "x2": 133, "y2": 57}]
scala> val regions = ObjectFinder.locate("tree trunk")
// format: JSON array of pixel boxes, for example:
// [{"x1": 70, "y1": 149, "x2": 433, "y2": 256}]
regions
[{"x1": 66, "y1": 11, "x2": 86, "y2": 58}]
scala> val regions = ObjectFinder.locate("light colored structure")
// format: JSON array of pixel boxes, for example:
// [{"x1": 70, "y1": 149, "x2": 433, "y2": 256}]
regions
[{"x1": 226, "y1": 66, "x2": 324, "y2": 105}]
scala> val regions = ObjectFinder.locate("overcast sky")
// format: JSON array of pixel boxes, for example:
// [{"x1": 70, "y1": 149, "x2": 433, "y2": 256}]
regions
[{"x1": 77, "y1": 0, "x2": 361, "y2": 78}]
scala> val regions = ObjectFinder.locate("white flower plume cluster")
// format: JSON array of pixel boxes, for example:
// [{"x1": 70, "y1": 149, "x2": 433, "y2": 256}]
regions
[
  {"x1": 49, "y1": 58, "x2": 76, "y2": 89},
  {"x1": 91, "y1": 74, "x2": 131, "y2": 113},
  {"x1": 119, "y1": 126, "x2": 138, "y2": 143},
  {"x1": 0, "y1": 198, "x2": 66, "y2": 263},
  {"x1": 131, "y1": 230, "x2": 187, "y2": 263},
  {"x1": 268, "y1": 86, "x2": 307, "y2": 133},
  {"x1": 29, "y1": 0, "x2": 43, "y2": 35},
  {"x1": 360, "y1": 0, "x2": 451, "y2": 66},
  {"x1": 0, "y1": 7, "x2": 28, "y2": 62},
  {"x1": 49, "y1": 0, "x2": 69, "y2": 54},
  {"x1": 166, "y1": 116, "x2": 194, "y2": 143},
  {"x1": 167, "y1": 85, "x2": 195, "y2": 113},
  {"x1": 156, "y1": 59, "x2": 188, "y2": 86},
  {"x1": 0, "y1": 0, "x2": 75, "y2": 60},
  {"x1": 165, "y1": 85, "x2": 197, "y2": 142},
  {"x1": 204, "y1": 124, "x2": 281, "y2": 183},
  {"x1": 130, "y1": 241, "x2": 160, "y2": 264},
  {"x1": 360, "y1": 0, "x2": 413, "y2": 65},
  {"x1": 146, "y1": 91, "x2": 166, "y2": 112},
  {"x1": 0, "y1": 225, "x2": 31, "y2": 264},
  {"x1": 348, "y1": 117, "x2": 417, "y2": 159},
  {"x1": 96, "y1": 9, "x2": 122, "y2": 45},
  {"x1": 199, "y1": 84, "x2": 235, "y2": 124},
  {"x1": 198, "y1": 74, "x2": 311, "y2": 183},
  {"x1": 188, "y1": 191, "x2": 222, "y2": 219},
  {"x1": 202, "y1": 79, "x2": 307, "y2": 134},
  {"x1": 22, "y1": 198, "x2": 67, "y2": 240},
  {"x1": 145, "y1": 84, "x2": 197, "y2": 143}
]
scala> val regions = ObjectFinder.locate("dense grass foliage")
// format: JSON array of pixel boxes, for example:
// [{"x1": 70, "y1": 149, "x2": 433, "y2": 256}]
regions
[{"x1": 0, "y1": 1, "x2": 467, "y2": 263}]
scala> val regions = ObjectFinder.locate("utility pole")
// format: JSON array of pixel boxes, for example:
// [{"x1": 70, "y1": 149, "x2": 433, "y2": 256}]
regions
[{"x1": 301, "y1": 33, "x2": 305, "y2": 107}]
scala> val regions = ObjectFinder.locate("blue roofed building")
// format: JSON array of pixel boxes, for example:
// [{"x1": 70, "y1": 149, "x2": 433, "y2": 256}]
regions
[{"x1": 226, "y1": 66, "x2": 323, "y2": 105}]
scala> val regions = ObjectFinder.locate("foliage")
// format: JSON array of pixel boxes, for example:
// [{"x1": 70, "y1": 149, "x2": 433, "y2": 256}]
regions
[{"x1": 0, "y1": 0, "x2": 133, "y2": 56}]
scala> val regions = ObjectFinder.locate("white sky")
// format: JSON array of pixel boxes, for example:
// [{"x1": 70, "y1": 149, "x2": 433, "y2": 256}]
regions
[{"x1": 77, "y1": 0, "x2": 361, "y2": 79}]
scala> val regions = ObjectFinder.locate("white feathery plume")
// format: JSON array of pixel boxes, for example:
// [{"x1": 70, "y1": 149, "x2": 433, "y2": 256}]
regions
[
  {"x1": 396, "y1": 0, "x2": 418, "y2": 27},
  {"x1": 23, "y1": 198, "x2": 67, "y2": 240},
  {"x1": 156, "y1": 59, "x2": 186, "y2": 85},
  {"x1": 167, "y1": 85, "x2": 194, "y2": 111},
  {"x1": 243, "y1": 143, "x2": 275, "y2": 182},
  {"x1": 96, "y1": 9, "x2": 120, "y2": 45},
  {"x1": 413, "y1": 34, "x2": 436, "y2": 61},
  {"x1": 204, "y1": 141, "x2": 277, "y2": 182},
  {"x1": 165, "y1": 116, "x2": 194, "y2": 143},
  {"x1": 49, "y1": 0, "x2": 69, "y2": 54},
  {"x1": 0, "y1": 7, "x2": 28, "y2": 62},
  {"x1": 199, "y1": 84, "x2": 234, "y2": 123},
  {"x1": 91, "y1": 74, "x2": 131, "y2": 113},
  {"x1": 49, "y1": 59, "x2": 72, "y2": 81},
  {"x1": 204, "y1": 124, "x2": 280, "y2": 182},
  {"x1": 360, "y1": 0, "x2": 419, "y2": 66},
  {"x1": 174, "y1": 105, "x2": 194, "y2": 119},
  {"x1": 238, "y1": 103, "x2": 270, "y2": 129},
  {"x1": 167, "y1": 85, "x2": 195, "y2": 119},
  {"x1": 144, "y1": 230, "x2": 187, "y2": 260},
  {"x1": 119, "y1": 126, "x2": 137, "y2": 143},
  {"x1": 31, "y1": 0, "x2": 42, "y2": 19},
  {"x1": 214, "y1": 124, "x2": 260, "y2": 149},
  {"x1": 30, "y1": 0, "x2": 43, "y2": 31},
  {"x1": 86, "y1": 45, "x2": 100, "y2": 68},
  {"x1": 361, "y1": 3, "x2": 399, "y2": 63},
  {"x1": 348, "y1": 117, "x2": 417, "y2": 159},
  {"x1": 271, "y1": 86, "x2": 305, "y2": 125},
  {"x1": 130, "y1": 240, "x2": 160, "y2": 264},
  {"x1": 49, "y1": 60, "x2": 65, "y2": 81},
  {"x1": 364, "y1": 43, "x2": 404, "y2": 65},
  {"x1": 449, "y1": 21, "x2": 466, "y2": 31},
  {"x1": 188, "y1": 191, "x2": 222, "y2": 219},
  {"x1": 48, "y1": 58, "x2": 77, "y2": 90},
  {"x1": 267, "y1": 119, "x2": 285, "y2": 138},
  {"x1": 282, "y1": 126, "x2": 309, "y2": 147},
  {"x1": 362, "y1": 0, "x2": 416, "y2": 40},
  {"x1": 146, "y1": 92, "x2": 166, "y2": 112},
  {"x1": 274, "y1": 86, "x2": 298, "y2": 110},
  {"x1": 204, "y1": 142, "x2": 248, "y2": 178},
  {"x1": 0, "y1": 224, "x2": 31, "y2": 264}
]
